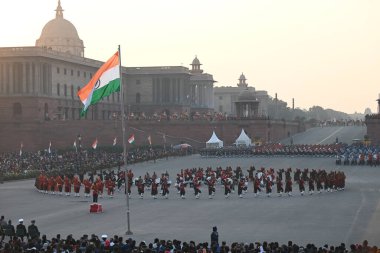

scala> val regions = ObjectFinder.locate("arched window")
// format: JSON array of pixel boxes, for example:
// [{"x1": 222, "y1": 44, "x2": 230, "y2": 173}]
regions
[
  {"x1": 136, "y1": 93, "x2": 141, "y2": 104},
  {"x1": 13, "y1": 103, "x2": 22, "y2": 116}
]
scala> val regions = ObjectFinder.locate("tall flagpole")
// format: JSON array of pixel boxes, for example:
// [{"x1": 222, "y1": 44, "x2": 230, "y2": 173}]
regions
[{"x1": 119, "y1": 45, "x2": 133, "y2": 235}]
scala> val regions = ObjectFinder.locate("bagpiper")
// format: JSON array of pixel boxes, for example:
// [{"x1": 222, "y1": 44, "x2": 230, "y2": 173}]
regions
[
  {"x1": 64, "y1": 175, "x2": 71, "y2": 196},
  {"x1": 73, "y1": 176, "x2": 81, "y2": 197},
  {"x1": 276, "y1": 177, "x2": 283, "y2": 197},
  {"x1": 193, "y1": 177, "x2": 202, "y2": 199},
  {"x1": 151, "y1": 178, "x2": 159, "y2": 199},
  {"x1": 136, "y1": 176, "x2": 145, "y2": 199},
  {"x1": 206, "y1": 175, "x2": 216, "y2": 199}
]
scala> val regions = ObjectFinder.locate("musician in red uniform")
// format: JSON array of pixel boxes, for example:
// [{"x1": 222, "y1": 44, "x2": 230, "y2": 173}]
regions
[
  {"x1": 106, "y1": 178, "x2": 116, "y2": 198},
  {"x1": 96, "y1": 178, "x2": 104, "y2": 198},
  {"x1": 285, "y1": 178, "x2": 293, "y2": 196},
  {"x1": 161, "y1": 177, "x2": 170, "y2": 199},
  {"x1": 276, "y1": 177, "x2": 283, "y2": 197},
  {"x1": 299, "y1": 178, "x2": 305, "y2": 196},
  {"x1": 265, "y1": 176, "x2": 272, "y2": 197},
  {"x1": 253, "y1": 176, "x2": 261, "y2": 197},
  {"x1": 151, "y1": 179, "x2": 158, "y2": 199},
  {"x1": 224, "y1": 178, "x2": 232, "y2": 198},
  {"x1": 206, "y1": 175, "x2": 216, "y2": 199},
  {"x1": 179, "y1": 181, "x2": 186, "y2": 199},
  {"x1": 73, "y1": 176, "x2": 81, "y2": 197},
  {"x1": 192, "y1": 177, "x2": 201, "y2": 199},
  {"x1": 238, "y1": 177, "x2": 246, "y2": 198},
  {"x1": 127, "y1": 170, "x2": 134, "y2": 196},
  {"x1": 91, "y1": 182, "x2": 99, "y2": 203},
  {"x1": 136, "y1": 177, "x2": 145, "y2": 199},
  {"x1": 83, "y1": 178, "x2": 91, "y2": 198},
  {"x1": 56, "y1": 175, "x2": 64, "y2": 195},
  {"x1": 48, "y1": 176, "x2": 56, "y2": 194},
  {"x1": 64, "y1": 176, "x2": 72, "y2": 196}
]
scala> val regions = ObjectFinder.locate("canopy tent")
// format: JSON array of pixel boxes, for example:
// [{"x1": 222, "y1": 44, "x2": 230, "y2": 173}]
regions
[
  {"x1": 206, "y1": 131, "x2": 224, "y2": 148},
  {"x1": 234, "y1": 129, "x2": 252, "y2": 147}
]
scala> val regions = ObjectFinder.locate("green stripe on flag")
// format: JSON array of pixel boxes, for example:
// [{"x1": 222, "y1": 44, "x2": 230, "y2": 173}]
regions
[{"x1": 81, "y1": 79, "x2": 120, "y2": 116}]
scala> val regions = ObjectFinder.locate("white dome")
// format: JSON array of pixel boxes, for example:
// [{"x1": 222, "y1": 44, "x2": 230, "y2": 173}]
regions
[{"x1": 35, "y1": 1, "x2": 84, "y2": 57}]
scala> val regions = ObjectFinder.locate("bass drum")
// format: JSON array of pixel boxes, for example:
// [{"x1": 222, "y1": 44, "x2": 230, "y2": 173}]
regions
[{"x1": 155, "y1": 178, "x2": 161, "y2": 184}]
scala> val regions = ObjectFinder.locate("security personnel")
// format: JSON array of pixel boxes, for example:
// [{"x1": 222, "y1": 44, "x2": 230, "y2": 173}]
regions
[
  {"x1": 16, "y1": 219, "x2": 27, "y2": 241},
  {"x1": 27, "y1": 220, "x2": 40, "y2": 240}
]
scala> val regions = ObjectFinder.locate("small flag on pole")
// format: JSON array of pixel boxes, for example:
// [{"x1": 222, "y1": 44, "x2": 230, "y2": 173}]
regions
[
  {"x1": 48, "y1": 141, "x2": 52, "y2": 154},
  {"x1": 73, "y1": 141, "x2": 77, "y2": 151},
  {"x1": 92, "y1": 138, "x2": 98, "y2": 149},
  {"x1": 20, "y1": 142, "x2": 23, "y2": 157},
  {"x1": 148, "y1": 135, "x2": 152, "y2": 146},
  {"x1": 128, "y1": 134, "x2": 135, "y2": 144},
  {"x1": 163, "y1": 134, "x2": 166, "y2": 143},
  {"x1": 113, "y1": 137, "x2": 117, "y2": 146}
]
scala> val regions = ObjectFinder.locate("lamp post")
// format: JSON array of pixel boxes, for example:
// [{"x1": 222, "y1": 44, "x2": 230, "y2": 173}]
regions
[{"x1": 77, "y1": 134, "x2": 82, "y2": 173}]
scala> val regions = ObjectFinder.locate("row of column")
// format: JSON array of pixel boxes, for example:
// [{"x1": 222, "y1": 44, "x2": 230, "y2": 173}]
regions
[
  {"x1": 152, "y1": 77, "x2": 214, "y2": 108},
  {"x1": 0, "y1": 61, "x2": 51, "y2": 95}
]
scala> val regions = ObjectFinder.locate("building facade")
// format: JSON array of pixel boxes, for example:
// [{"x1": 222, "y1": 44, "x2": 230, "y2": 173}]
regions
[
  {"x1": 0, "y1": 1, "x2": 215, "y2": 123},
  {"x1": 213, "y1": 73, "x2": 269, "y2": 117}
]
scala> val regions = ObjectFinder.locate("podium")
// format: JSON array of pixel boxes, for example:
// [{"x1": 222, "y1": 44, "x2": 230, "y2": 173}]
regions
[{"x1": 90, "y1": 203, "x2": 103, "y2": 213}]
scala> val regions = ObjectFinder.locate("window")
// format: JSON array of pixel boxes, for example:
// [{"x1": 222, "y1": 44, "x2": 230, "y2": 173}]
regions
[
  {"x1": 84, "y1": 72, "x2": 86, "y2": 78},
  {"x1": 13, "y1": 103, "x2": 22, "y2": 116},
  {"x1": 136, "y1": 93, "x2": 141, "y2": 104},
  {"x1": 136, "y1": 80, "x2": 141, "y2": 85},
  {"x1": 219, "y1": 105, "x2": 223, "y2": 112},
  {"x1": 219, "y1": 96, "x2": 223, "y2": 100},
  {"x1": 71, "y1": 85, "x2": 74, "y2": 99},
  {"x1": 57, "y1": 83, "x2": 60, "y2": 96},
  {"x1": 77, "y1": 70, "x2": 80, "y2": 77},
  {"x1": 64, "y1": 68, "x2": 67, "y2": 75},
  {"x1": 90, "y1": 73, "x2": 92, "y2": 79},
  {"x1": 64, "y1": 84, "x2": 67, "y2": 97},
  {"x1": 57, "y1": 67, "x2": 60, "y2": 74},
  {"x1": 71, "y1": 69, "x2": 74, "y2": 76}
]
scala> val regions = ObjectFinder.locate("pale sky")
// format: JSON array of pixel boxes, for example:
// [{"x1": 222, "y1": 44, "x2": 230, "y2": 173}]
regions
[{"x1": 1, "y1": 0, "x2": 379, "y2": 114}]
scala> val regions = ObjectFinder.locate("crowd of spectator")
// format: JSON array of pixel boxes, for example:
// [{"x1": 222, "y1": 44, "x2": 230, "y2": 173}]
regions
[
  {"x1": 0, "y1": 215, "x2": 378, "y2": 253},
  {"x1": 0, "y1": 147, "x2": 192, "y2": 179}
]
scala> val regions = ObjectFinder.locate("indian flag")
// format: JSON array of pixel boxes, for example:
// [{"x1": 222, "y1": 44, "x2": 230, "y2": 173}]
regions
[
  {"x1": 92, "y1": 138, "x2": 98, "y2": 149},
  {"x1": 128, "y1": 134, "x2": 135, "y2": 144},
  {"x1": 78, "y1": 51, "x2": 120, "y2": 116}
]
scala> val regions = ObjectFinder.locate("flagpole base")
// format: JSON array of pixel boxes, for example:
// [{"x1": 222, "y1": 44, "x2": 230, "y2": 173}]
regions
[{"x1": 125, "y1": 230, "x2": 133, "y2": 235}]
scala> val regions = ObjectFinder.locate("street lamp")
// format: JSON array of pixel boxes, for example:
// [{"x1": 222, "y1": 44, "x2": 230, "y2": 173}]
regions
[{"x1": 77, "y1": 134, "x2": 82, "y2": 173}]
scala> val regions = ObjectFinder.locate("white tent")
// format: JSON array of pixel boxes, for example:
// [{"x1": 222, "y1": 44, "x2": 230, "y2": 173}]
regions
[
  {"x1": 206, "y1": 131, "x2": 224, "y2": 148},
  {"x1": 235, "y1": 129, "x2": 252, "y2": 147}
]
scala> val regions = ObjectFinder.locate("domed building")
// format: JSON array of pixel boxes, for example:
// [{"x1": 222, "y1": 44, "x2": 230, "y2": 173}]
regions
[
  {"x1": 213, "y1": 73, "x2": 269, "y2": 117},
  {"x1": 36, "y1": 0, "x2": 84, "y2": 57},
  {"x1": 235, "y1": 88, "x2": 259, "y2": 118},
  {"x1": 0, "y1": 0, "x2": 215, "y2": 125}
]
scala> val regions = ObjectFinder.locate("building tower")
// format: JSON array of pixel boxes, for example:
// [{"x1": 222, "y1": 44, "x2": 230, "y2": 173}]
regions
[
  {"x1": 36, "y1": 0, "x2": 84, "y2": 57},
  {"x1": 237, "y1": 73, "x2": 248, "y2": 88}
]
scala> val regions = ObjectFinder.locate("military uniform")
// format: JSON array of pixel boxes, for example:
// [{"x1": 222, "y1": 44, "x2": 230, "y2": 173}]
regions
[
  {"x1": 27, "y1": 220, "x2": 40, "y2": 240},
  {"x1": 16, "y1": 219, "x2": 27, "y2": 241}
]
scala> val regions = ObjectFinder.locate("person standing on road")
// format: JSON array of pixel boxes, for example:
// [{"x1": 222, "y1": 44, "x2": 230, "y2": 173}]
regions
[
  {"x1": 27, "y1": 220, "x2": 40, "y2": 240},
  {"x1": 211, "y1": 226, "x2": 219, "y2": 246},
  {"x1": 16, "y1": 219, "x2": 27, "y2": 242}
]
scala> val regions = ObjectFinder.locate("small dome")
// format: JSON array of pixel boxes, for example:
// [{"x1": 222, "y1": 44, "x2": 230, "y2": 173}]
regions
[
  {"x1": 191, "y1": 56, "x2": 201, "y2": 65},
  {"x1": 238, "y1": 89, "x2": 257, "y2": 102}
]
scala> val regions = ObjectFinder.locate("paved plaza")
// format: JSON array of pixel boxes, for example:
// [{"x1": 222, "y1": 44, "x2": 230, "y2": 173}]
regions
[{"x1": 1, "y1": 126, "x2": 379, "y2": 246}]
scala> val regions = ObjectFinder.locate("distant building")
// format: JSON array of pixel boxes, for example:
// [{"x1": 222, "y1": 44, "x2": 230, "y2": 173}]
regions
[
  {"x1": 213, "y1": 73, "x2": 269, "y2": 116},
  {"x1": 0, "y1": 1, "x2": 215, "y2": 122}
]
